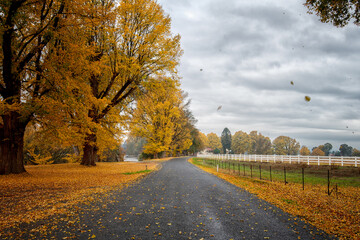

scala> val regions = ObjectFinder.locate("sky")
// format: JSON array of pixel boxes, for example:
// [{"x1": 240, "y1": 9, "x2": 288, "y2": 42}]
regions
[{"x1": 157, "y1": 0, "x2": 360, "y2": 151}]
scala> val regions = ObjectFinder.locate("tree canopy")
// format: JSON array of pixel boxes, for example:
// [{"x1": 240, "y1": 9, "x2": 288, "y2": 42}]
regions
[
  {"x1": 305, "y1": 0, "x2": 360, "y2": 27},
  {"x1": 272, "y1": 136, "x2": 300, "y2": 155}
]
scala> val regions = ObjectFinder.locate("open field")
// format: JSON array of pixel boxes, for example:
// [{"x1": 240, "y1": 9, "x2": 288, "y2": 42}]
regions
[
  {"x1": 191, "y1": 158, "x2": 360, "y2": 240},
  {"x1": 0, "y1": 160, "x2": 166, "y2": 232},
  {"x1": 195, "y1": 158, "x2": 360, "y2": 188}
]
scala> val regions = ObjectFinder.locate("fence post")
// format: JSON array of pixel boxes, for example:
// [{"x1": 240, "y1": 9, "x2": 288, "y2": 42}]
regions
[
  {"x1": 259, "y1": 165, "x2": 262, "y2": 180},
  {"x1": 327, "y1": 169, "x2": 330, "y2": 195},
  {"x1": 302, "y1": 168, "x2": 304, "y2": 190},
  {"x1": 341, "y1": 156, "x2": 344, "y2": 167},
  {"x1": 318, "y1": 156, "x2": 320, "y2": 166},
  {"x1": 290, "y1": 155, "x2": 292, "y2": 164},
  {"x1": 274, "y1": 155, "x2": 276, "y2": 163},
  {"x1": 281, "y1": 155, "x2": 283, "y2": 163},
  {"x1": 329, "y1": 156, "x2": 331, "y2": 166},
  {"x1": 356, "y1": 157, "x2": 358, "y2": 167},
  {"x1": 307, "y1": 156, "x2": 310, "y2": 165},
  {"x1": 255, "y1": 155, "x2": 257, "y2": 162}
]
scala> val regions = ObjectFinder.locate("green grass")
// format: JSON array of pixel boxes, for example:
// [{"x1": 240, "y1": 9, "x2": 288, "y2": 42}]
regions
[
  {"x1": 193, "y1": 158, "x2": 360, "y2": 187},
  {"x1": 122, "y1": 170, "x2": 152, "y2": 175}
]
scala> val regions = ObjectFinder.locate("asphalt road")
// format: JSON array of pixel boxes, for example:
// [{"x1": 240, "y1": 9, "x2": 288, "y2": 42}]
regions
[{"x1": 8, "y1": 157, "x2": 334, "y2": 239}]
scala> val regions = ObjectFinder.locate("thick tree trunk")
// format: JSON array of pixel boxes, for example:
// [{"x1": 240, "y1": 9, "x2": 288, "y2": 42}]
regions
[
  {"x1": 0, "y1": 112, "x2": 26, "y2": 174},
  {"x1": 81, "y1": 133, "x2": 98, "y2": 166}
]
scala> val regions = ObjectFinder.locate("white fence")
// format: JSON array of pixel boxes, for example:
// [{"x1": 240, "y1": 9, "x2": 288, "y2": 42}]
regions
[{"x1": 197, "y1": 153, "x2": 359, "y2": 167}]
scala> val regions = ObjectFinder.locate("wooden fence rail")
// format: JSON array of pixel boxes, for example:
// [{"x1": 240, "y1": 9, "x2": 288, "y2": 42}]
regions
[{"x1": 197, "y1": 154, "x2": 359, "y2": 167}]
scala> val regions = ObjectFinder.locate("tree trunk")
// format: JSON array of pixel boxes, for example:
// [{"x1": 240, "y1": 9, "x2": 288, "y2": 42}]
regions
[
  {"x1": 81, "y1": 133, "x2": 98, "y2": 166},
  {"x1": 0, "y1": 112, "x2": 26, "y2": 174}
]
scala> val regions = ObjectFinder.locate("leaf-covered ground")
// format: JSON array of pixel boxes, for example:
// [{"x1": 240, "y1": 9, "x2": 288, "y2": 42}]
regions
[
  {"x1": 0, "y1": 160, "x2": 167, "y2": 233},
  {"x1": 191, "y1": 158, "x2": 360, "y2": 240}
]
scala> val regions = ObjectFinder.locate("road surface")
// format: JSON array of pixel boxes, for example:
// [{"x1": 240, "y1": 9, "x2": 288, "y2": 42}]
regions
[{"x1": 7, "y1": 157, "x2": 334, "y2": 239}]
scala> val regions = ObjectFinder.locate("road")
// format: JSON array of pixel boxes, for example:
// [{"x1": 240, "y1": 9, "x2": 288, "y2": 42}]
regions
[{"x1": 9, "y1": 157, "x2": 334, "y2": 239}]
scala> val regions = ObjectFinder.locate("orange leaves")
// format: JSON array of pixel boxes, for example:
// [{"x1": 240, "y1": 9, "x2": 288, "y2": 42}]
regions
[
  {"x1": 131, "y1": 77, "x2": 192, "y2": 157},
  {"x1": 0, "y1": 162, "x2": 159, "y2": 232}
]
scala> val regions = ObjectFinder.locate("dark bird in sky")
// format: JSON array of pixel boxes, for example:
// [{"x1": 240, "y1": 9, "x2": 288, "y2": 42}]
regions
[
  {"x1": 290, "y1": 81, "x2": 294, "y2": 85},
  {"x1": 217, "y1": 105, "x2": 222, "y2": 111}
]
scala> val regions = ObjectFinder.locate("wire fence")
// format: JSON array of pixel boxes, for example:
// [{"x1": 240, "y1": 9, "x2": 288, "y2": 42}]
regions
[
  {"x1": 198, "y1": 153, "x2": 359, "y2": 167},
  {"x1": 194, "y1": 158, "x2": 360, "y2": 195}
]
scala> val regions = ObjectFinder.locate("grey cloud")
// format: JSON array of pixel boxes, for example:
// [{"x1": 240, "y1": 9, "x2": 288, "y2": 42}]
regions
[{"x1": 158, "y1": 0, "x2": 360, "y2": 149}]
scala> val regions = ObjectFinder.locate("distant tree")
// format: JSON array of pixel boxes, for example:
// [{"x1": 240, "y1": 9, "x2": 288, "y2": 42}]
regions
[
  {"x1": 221, "y1": 128, "x2": 232, "y2": 153},
  {"x1": 300, "y1": 146, "x2": 311, "y2": 156},
  {"x1": 352, "y1": 148, "x2": 360, "y2": 157},
  {"x1": 322, "y1": 143, "x2": 333, "y2": 156},
  {"x1": 207, "y1": 133, "x2": 222, "y2": 151},
  {"x1": 339, "y1": 144, "x2": 353, "y2": 156},
  {"x1": 305, "y1": 0, "x2": 360, "y2": 27},
  {"x1": 213, "y1": 148, "x2": 221, "y2": 154},
  {"x1": 334, "y1": 151, "x2": 341, "y2": 156},
  {"x1": 249, "y1": 131, "x2": 272, "y2": 154},
  {"x1": 199, "y1": 132, "x2": 209, "y2": 149},
  {"x1": 231, "y1": 131, "x2": 252, "y2": 154},
  {"x1": 125, "y1": 135, "x2": 146, "y2": 156},
  {"x1": 311, "y1": 147, "x2": 325, "y2": 156},
  {"x1": 272, "y1": 136, "x2": 300, "y2": 155},
  {"x1": 188, "y1": 129, "x2": 205, "y2": 155}
]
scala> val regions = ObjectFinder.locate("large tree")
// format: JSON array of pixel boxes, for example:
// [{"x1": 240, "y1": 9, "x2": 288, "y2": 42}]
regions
[
  {"x1": 131, "y1": 78, "x2": 191, "y2": 158},
  {"x1": 80, "y1": 0, "x2": 182, "y2": 165},
  {"x1": 221, "y1": 127, "x2": 232, "y2": 154},
  {"x1": 0, "y1": 0, "x2": 88, "y2": 174},
  {"x1": 272, "y1": 136, "x2": 300, "y2": 155}
]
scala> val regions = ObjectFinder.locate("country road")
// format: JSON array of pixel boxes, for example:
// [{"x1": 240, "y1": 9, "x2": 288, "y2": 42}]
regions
[{"x1": 8, "y1": 157, "x2": 334, "y2": 239}]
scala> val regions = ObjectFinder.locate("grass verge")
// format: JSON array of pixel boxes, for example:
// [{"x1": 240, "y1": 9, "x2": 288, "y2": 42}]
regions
[
  {"x1": 190, "y1": 158, "x2": 360, "y2": 240},
  {"x1": 0, "y1": 160, "x2": 164, "y2": 233}
]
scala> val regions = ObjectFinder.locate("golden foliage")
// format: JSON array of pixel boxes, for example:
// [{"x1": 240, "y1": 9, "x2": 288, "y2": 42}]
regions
[
  {"x1": 272, "y1": 136, "x2": 300, "y2": 155},
  {"x1": 131, "y1": 77, "x2": 192, "y2": 157},
  {"x1": 300, "y1": 146, "x2": 311, "y2": 156},
  {"x1": 231, "y1": 131, "x2": 252, "y2": 154},
  {"x1": 0, "y1": 161, "x2": 162, "y2": 231},
  {"x1": 206, "y1": 133, "x2": 222, "y2": 150},
  {"x1": 191, "y1": 159, "x2": 360, "y2": 240},
  {"x1": 312, "y1": 147, "x2": 325, "y2": 156}
]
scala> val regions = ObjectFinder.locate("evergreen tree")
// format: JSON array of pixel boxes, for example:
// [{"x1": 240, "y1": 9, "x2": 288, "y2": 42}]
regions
[{"x1": 221, "y1": 128, "x2": 232, "y2": 154}]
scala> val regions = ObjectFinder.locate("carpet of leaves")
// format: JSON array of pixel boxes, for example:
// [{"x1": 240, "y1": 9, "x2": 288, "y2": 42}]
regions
[
  {"x1": 0, "y1": 160, "x2": 164, "y2": 233},
  {"x1": 191, "y1": 159, "x2": 360, "y2": 240}
]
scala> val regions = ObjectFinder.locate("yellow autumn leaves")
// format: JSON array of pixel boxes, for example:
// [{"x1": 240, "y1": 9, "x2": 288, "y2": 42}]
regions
[
  {"x1": 1, "y1": 0, "x2": 185, "y2": 171},
  {"x1": 131, "y1": 77, "x2": 193, "y2": 158}
]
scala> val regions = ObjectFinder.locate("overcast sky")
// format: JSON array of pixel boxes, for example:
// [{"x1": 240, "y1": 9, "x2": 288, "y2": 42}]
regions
[{"x1": 157, "y1": 0, "x2": 360, "y2": 151}]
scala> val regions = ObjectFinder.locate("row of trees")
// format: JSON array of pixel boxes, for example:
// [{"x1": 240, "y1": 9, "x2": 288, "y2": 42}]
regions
[
  {"x1": 204, "y1": 128, "x2": 359, "y2": 157},
  {"x1": 0, "y1": 0, "x2": 187, "y2": 174}
]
